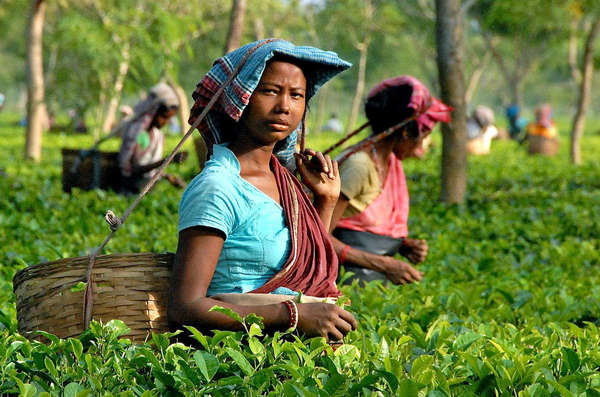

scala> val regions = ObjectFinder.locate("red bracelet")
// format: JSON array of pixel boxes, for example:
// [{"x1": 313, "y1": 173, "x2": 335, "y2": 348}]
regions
[
  {"x1": 282, "y1": 300, "x2": 298, "y2": 331},
  {"x1": 339, "y1": 244, "x2": 351, "y2": 264}
]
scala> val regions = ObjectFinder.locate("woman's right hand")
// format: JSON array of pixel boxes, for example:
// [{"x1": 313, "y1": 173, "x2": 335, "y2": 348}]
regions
[
  {"x1": 373, "y1": 255, "x2": 423, "y2": 285},
  {"x1": 296, "y1": 303, "x2": 357, "y2": 341},
  {"x1": 294, "y1": 149, "x2": 340, "y2": 203}
]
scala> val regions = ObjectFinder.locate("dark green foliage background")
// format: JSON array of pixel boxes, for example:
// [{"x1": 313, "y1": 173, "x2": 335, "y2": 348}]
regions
[{"x1": 1, "y1": 113, "x2": 600, "y2": 395}]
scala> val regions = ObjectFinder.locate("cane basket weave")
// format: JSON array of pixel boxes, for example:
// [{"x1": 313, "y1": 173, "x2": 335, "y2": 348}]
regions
[
  {"x1": 13, "y1": 252, "x2": 174, "y2": 342},
  {"x1": 528, "y1": 135, "x2": 559, "y2": 156}
]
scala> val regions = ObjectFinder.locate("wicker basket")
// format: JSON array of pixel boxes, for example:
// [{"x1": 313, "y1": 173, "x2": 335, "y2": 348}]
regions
[
  {"x1": 61, "y1": 148, "x2": 121, "y2": 193},
  {"x1": 528, "y1": 135, "x2": 559, "y2": 156},
  {"x1": 13, "y1": 252, "x2": 174, "y2": 342}
]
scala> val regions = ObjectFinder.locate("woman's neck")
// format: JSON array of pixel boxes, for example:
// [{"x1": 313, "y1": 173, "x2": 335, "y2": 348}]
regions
[
  {"x1": 371, "y1": 139, "x2": 393, "y2": 163},
  {"x1": 228, "y1": 136, "x2": 276, "y2": 175}
]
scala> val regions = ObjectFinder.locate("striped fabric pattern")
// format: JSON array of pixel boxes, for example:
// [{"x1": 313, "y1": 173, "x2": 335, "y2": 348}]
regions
[{"x1": 190, "y1": 39, "x2": 352, "y2": 169}]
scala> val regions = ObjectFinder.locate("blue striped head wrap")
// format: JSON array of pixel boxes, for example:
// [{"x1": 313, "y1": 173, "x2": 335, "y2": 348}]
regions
[{"x1": 189, "y1": 39, "x2": 351, "y2": 169}]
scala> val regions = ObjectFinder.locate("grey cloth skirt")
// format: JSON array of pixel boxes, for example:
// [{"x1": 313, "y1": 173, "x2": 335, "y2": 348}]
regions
[{"x1": 333, "y1": 228, "x2": 404, "y2": 285}]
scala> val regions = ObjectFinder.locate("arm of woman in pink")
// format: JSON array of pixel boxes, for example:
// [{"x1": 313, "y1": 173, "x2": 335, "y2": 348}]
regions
[{"x1": 328, "y1": 196, "x2": 424, "y2": 285}]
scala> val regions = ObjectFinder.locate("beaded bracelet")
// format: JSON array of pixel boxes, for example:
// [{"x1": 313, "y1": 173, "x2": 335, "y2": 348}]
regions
[
  {"x1": 282, "y1": 300, "x2": 298, "y2": 331},
  {"x1": 339, "y1": 244, "x2": 351, "y2": 264}
]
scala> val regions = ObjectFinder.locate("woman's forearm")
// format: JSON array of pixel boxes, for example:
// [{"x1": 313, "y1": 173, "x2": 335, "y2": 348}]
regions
[
  {"x1": 331, "y1": 236, "x2": 386, "y2": 272},
  {"x1": 314, "y1": 196, "x2": 337, "y2": 231},
  {"x1": 169, "y1": 297, "x2": 290, "y2": 332},
  {"x1": 132, "y1": 158, "x2": 165, "y2": 175}
]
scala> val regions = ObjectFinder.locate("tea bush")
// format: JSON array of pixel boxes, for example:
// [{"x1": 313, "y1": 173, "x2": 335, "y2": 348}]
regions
[{"x1": 1, "y1": 113, "x2": 600, "y2": 396}]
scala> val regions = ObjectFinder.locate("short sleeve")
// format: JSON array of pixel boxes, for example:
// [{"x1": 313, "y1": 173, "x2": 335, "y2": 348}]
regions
[
  {"x1": 339, "y1": 153, "x2": 370, "y2": 201},
  {"x1": 178, "y1": 171, "x2": 238, "y2": 237}
]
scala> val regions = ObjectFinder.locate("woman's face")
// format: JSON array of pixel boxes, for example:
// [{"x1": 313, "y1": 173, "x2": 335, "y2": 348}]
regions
[
  {"x1": 393, "y1": 130, "x2": 431, "y2": 160},
  {"x1": 151, "y1": 107, "x2": 178, "y2": 129},
  {"x1": 241, "y1": 60, "x2": 307, "y2": 146}
]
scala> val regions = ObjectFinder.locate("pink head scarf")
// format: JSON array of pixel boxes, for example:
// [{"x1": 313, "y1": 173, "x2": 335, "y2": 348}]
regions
[{"x1": 366, "y1": 75, "x2": 452, "y2": 134}]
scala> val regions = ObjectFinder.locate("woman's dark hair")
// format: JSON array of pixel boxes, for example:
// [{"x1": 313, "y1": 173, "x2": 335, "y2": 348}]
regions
[
  {"x1": 156, "y1": 103, "x2": 179, "y2": 116},
  {"x1": 364, "y1": 84, "x2": 419, "y2": 139}
]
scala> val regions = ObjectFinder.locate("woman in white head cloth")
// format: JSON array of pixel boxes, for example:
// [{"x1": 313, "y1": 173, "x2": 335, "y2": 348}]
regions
[
  {"x1": 466, "y1": 105, "x2": 497, "y2": 155},
  {"x1": 116, "y1": 83, "x2": 184, "y2": 193}
]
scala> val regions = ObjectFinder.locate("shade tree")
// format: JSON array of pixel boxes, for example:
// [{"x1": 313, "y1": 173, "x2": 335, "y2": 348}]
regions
[{"x1": 567, "y1": 0, "x2": 600, "y2": 164}]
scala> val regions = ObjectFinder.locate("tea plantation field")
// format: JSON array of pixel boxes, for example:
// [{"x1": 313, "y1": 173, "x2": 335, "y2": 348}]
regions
[{"x1": 1, "y1": 113, "x2": 600, "y2": 396}]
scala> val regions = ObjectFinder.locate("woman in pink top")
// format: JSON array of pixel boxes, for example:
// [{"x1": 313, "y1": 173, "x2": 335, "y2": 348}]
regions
[{"x1": 329, "y1": 76, "x2": 452, "y2": 285}]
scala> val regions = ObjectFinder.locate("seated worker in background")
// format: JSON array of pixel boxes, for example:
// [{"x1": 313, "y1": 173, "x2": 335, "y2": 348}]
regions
[
  {"x1": 330, "y1": 76, "x2": 452, "y2": 285},
  {"x1": 118, "y1": 105, "x2": 134, "y2": 123},
  {"x1": 0, "y1": 92, "x2": 5, "y2": 112},
  {"x1": 466, "y1": 105, "x2": 498, "y2": 155},
  {"x1": 506, "y1": 104, "x2": 527, "y2": 142},
  {"x1": 168, "y1": 39, "x2": 357, "y2": 342},
  {"x1": 117, "y1": 82, "x2": 185, "y2": 194},
  {"x1": 525, "y1": 104, "x2": 559, "y2": 156},
  {"x1": 322, "y1": 113, "x2": 344, "y2": 133},
  {"x1": 526, "y1": 104, "x2": 557, "y2": 139},
  {"x1": 67, "y1": 108, "x2": 89, "y2": 134}
]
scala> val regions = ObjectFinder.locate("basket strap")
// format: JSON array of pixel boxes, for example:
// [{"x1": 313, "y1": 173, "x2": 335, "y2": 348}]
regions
[
  {"x1": 92, "y1": 150, "x2": 101, "y2": 189},
  {"x1": 322, "y1": 121, "x2": 370, "y2": 156},
  {"x1": 82, "y1": 39, "x2": 281, "y2": 331},
  {"x1": 336, "y1": 116, "x2": 419, "y2": 165}
]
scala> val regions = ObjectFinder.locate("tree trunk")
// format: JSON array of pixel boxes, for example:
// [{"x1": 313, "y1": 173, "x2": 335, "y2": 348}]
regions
[
  {"x1": 435, "y1": 0, "x2": 468, "y2": 204},
  {"x1": 570, "y1": 18, "x2": 600, "y2": 165},
  {"x1": 509, "y1": 75, "x2": 523, "y2": 109},
  {"x1": 224, "y1": 0, "x2": 247, "y2": 54},
  {"x1": 346, "y1": 41, "x2": 369, "y2": 134},
  {"x1": 568, "y1": 19, "x2": 582, "y2": 86},
  {"x1": 464, "y1": 51, "x2": 489, "y2": 104},
  {"x1": 25, "y1": 0, "x2": 47, "y2": 162},
  {"x1": 101, "y1": 46, "x2": 130, "y2": 134},
  {"x1": 95, "y1": 80, "x2": 108, "y2": 141},
  {"x1": 167, "y1": 78, "x2": 190, "y2": 135},
  {"x1": 252, "y1": 16, "x2": 265, "y2": 40},
  {"x1": 482, "y1": 30, "x2": 522, "y2": 108},
  {"x1": 314, "y1": 84, "x2": 330, "y2": 133}
]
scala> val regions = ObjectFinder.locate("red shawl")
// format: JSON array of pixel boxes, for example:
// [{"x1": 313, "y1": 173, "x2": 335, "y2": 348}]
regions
[{"x1": 251, "y1": 156, "x2": 341, "y2": 298}]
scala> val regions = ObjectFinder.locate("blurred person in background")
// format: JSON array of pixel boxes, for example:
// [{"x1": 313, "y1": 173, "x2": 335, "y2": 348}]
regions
[
  {"x1": 322, "y1": 113, "x2": 343, "y2": 133},
  {"x1": 526, "y1": 104, "x2": 557, "y2": 139},
  {"x1": 466, "y1": 105, "x2": 498, "y2": 155},
  {"x1": 118, "y1": 105, "x2": 133, "y2": 123},
  {"x1": 525, "y1": 104, "x2": 559, "y2": 156},
  {"x1": 116, "y1": 82, "x2": 185, "y2": 194},
  {"x1": 506, "y1": 104, "x2": 527, "y2": 142}
]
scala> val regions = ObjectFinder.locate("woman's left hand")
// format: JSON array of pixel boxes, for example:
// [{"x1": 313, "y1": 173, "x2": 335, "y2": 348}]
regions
[
  {"x1": 295, "y1": 149, "x2": 340, "y2": 203},
  {"x1": 399, "y1": 238, "x2": 428, "y2": 264}
]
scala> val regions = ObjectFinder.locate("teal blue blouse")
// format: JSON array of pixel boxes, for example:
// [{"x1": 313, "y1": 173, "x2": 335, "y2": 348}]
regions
[{"x1": 178, "y1": 144, "x2": 295, "y2": 296}]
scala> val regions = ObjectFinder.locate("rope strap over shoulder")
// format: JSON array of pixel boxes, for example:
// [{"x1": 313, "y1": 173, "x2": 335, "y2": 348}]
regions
[
  {"x1": 82, "y1": 39, "x2": 280, "y2": 331},
  {"x1": 336, "y1": 115, "x2": 419, "y2": 164}
]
